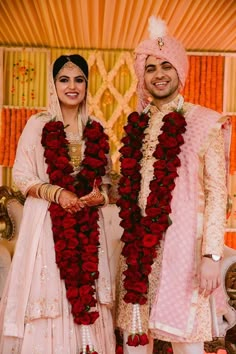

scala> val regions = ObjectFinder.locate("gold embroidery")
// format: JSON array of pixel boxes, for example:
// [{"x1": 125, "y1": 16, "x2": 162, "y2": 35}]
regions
[{"x1": 68, "y1": 142, "x2": 82, "y2": 170}]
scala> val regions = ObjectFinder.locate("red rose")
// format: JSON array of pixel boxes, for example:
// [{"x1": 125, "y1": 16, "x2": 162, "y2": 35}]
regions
[
  {"x1": 44, "y1": 149, "x2": 58, "y2": 162},
  {"x1": 88, "y1": 230, "x2": 99, "y2": 243},
  {"x1": 161, "y1": 204, "x2": 172, "y2": 213},
  {"x1": 80, "y1": 272, "x2": 94, "y2": 283},
  {"x1": 82, "y1": 261, "x2": 98, "y2": 272},
  {"x1": 153, "y1": 160, "x2": 167, "y2": 170},
  {"x1": 67, "y1": 287, "x2": 79, "y2": 300},
  {"x1": 61, "y1": 175, "x2": 75, "y2": 188},
  {"x1": 77, "y1": 211, "x2": 90, "y2": 224},
  {"x1": 126, "y1": 256, "x2": 139, "y2": 266},
  {"x1": 176, "y1": 134, "x2": 184, "y2": 144},
  {"x1": 140, "y1": 216, "x2": 152, "y2": 227},
  {"x1": 63, "y1": 216, "x2": 77, "y2": 229},
  {"x1": 142, "y1": 263, "x2": 152, "y2": 275},
  {"x1": 128, "y1": 112, "x2": 140, "y2": 124},
  {"x1": 119, "y1": 209, "x2": 132, "y2": 219},
  {"x1": 158, "y1": 133, "x2": 178, "y2": 148},
  {"x1": 162, "y1": 174, "x2": 178, "y2": 186},
  {"x1": 124, "y1": 124, "x2": 134, "y2": 135},
  {"x1": 121, "y1": 158, "x2": 137, "y2": 170},
  {"x1": 54, "y1": 156, "x2": 72, "y2": 170},
  {"x1": 83, "y1": 156, "x2": 104, "y2": 168},
  {"x1": 75, "y1": 312, "x2": 98, "y2": 325},
  {"x1": 44, "y1": 120, "x2": 64, "y2": 132},
  {"x1": 163, "y1": 112, "x2": 186, "y2": 126},
  {"x1": 166, "y1": 147, "x2": 181, "y2": 158},
  {"x1": 138, "y1": 113, "x2": 149, "y2": 128},
  {"x1": 98, "y1": 136, "x2": 109, "y2": 151},
  {"x1": 142, "y1": 234, "x2": 159, "y2": 248},
  {"x1": 50, "y1": 169, "x2": 63, "y2": 182},
  {"x1": 72, "y1": 298, "x2": 86, "y2": 314},
  {"x1": 80, "y1": 169, "x2": 96, "y2": 181},
  {"x1": 162, "y1": 123, "x2": 179, "y2": 135},
  {"x1": 116, "y1": 345, "x2": 124, "y2": 354},
  {"x1": 133, "y1": 150, "x2": 143, "y2": 160},
  {"x1": 124, "y1": 280, "x2": 147, "y2": 294},
  {"x1": 64, "y1": 228, "x2": 77, "y2": 239},
  {"x1": 118, "y1": 184, "x2": 132, "y2": 194},
  {"x1": 127, "y1": 334, "x2": 139, "y2": 347},
  {"x1": 89, "y1": 311, "x2": 99, "y2": 324},
  {"x1": 44, "y1": 132, "x2": 63, "y2": 149},
  {"x1": 119, "y1": 146, "x2": 133, "y2": 157},
  {"x1": 121, "y1": 136, "x2": 131, "y2": 145},
  {"x1": 158, "y1": 214, "x2": 169, "y2": 225},
  {"x1": 67, "y1": 265, "x2": 80, "y2": 279},
  {"x1": 120, "y1": 219, "x2": 133, "y2": 229},
  {"x1": 67, "y1": 238, "x2": 79, "y2": 249},
  {"x1": 78, "y1": 285, "x2": 94, "y2": 297},
  {"x1": 84, "y1": 123, "x2": 103, "y2": 140},
  {"x1": 117, "y1": 199, "x2": 132, "y2": 209},
  {"x1": 85, "y1": 245, "x2": 98, "y2": 254},
  {"x1": 147, "y1": 193, "x2": 158, "y2": 205},
  {"x1": 62, "y1": 250, "x2": 76, "y2": 259},
  {"x1": 123, "y1": 291, "x2": 139, "y2": 304},
  {"x1": 85, "y1": 143, "x2": 100, "y2": 155},
  {"x1": 55, "y1": 240, "x2": 67, "y2": 252},
  {"x1": 155, "y1": 185, "x2": 168, "y2": 197},
  {"x1": 121, "y1": 231, "x2": 137, "y2": 243},
  {"x1": 145, "y1": 207, "x2": 161, "y2": 218},
  {"x1": 139, "y1": 333, "x2": 149, "y2": 345},
  {"x1": 153, "y1": 145, "x2": 165, "y2": 159},
  {"x1": 81, "y1": 254, "x2": 98, "y2": 264},
  {"x1": 98, "y1": 150, "x2": 107, "y2": 161},
  {"x1": 152, "y1": 170, "x2": 166, "y2": 182}
]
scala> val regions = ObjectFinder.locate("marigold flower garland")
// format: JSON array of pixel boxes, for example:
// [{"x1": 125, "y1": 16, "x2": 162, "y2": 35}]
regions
[
  {"x1": 117, "y1": 107, "x2": 187, "y2": 347},
  {"x1": 41, "y1": 118, "x2": 109, "y2": 354}
]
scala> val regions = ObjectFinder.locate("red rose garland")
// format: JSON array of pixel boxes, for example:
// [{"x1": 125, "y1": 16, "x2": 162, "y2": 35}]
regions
[
  {"x1": 117, "y1": 109, "x2": 187, "y2": 346},
  {"x1": 41, "y1": 119, "x2": 109, "y2": 346}
]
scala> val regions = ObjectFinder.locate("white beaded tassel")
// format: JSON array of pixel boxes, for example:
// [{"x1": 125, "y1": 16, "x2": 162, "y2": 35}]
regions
[
  {"x1": 136, "y1": 304, "x2": 142, "y2": 333},
  {"x1": 131, "y1": 304, "x2": 142, "y2": 335},
  {"x1": 81, "y1": 325, "x2": 93, "y2": 354},
  {"x1": 131, "y1": 304, "x2": 137, "y2": 334}
]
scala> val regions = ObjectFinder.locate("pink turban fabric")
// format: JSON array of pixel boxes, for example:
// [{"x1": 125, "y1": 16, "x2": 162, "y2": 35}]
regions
[{"x1": 134, "y1": 17, "x2": 189, "y2": 112}]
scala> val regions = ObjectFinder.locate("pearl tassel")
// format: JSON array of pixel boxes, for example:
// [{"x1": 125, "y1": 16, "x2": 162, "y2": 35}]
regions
[
  {"x1": 131, "y1": 304, "x2": 142, "y2": 334},
  {"x1": 81, "y1": 325, "x2": 93, "y2": 353}
]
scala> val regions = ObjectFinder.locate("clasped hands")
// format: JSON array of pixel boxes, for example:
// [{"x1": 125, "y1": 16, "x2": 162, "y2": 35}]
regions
[{"x1": 59, "y1": 184, "x2": 105, "y2": 214}]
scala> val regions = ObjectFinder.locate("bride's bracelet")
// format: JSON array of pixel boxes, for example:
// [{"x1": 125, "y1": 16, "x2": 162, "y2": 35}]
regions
[{"x1": 35, "y1": 183, "x2": 64, "y2": 204}]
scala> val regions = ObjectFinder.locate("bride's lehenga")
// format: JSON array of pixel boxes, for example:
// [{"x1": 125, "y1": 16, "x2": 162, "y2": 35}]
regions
[{"x1": 0, "y1": 103, "x2": 115, "y2": 353}]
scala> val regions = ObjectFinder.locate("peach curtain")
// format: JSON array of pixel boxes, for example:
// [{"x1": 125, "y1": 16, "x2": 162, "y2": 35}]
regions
[
  {"x1": 0, "y1": 49, "x2": 236, "y2": 247},
  {"x1": 0, "y1": 107, "x2": 41, "y2": 167},
  {"x1": 182, "y1": 55, "x2": 224, "y2": 112},
  {"x1": 0, "y1": 51, "x2": 229, "y2": 172}
]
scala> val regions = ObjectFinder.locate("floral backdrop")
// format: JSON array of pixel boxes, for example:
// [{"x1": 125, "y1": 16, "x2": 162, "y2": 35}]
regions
[{"x1": 0, "y1": 47, "x2": 236, "y2": 247}]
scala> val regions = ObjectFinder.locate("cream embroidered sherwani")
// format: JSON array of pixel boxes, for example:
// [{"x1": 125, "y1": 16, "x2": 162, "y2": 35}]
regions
[{"x1": 116, "y1": 95, "x2": 229, "y2": 343}]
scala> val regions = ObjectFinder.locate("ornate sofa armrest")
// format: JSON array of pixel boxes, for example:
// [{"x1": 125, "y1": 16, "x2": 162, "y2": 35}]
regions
[{"x1": 0, "y1": 186, "x2": 25, "y2": 298}]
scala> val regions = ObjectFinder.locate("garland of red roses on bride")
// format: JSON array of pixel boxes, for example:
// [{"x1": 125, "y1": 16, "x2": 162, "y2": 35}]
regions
[
  {"x1": 117, "y1": 107, "x2": 187, "y2": 347},
  {"x1": 41, "y1": 118, "x2": 109, "y2": 353}
]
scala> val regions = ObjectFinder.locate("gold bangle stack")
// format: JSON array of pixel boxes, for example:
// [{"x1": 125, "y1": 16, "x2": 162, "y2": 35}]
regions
[{"x1": 36, "y1": 183, "x2": 64, "y2": 204}]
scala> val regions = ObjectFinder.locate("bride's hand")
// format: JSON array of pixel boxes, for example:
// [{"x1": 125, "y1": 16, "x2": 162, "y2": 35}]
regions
[
  {"x1": 80, "y1": 184, "x2": 105, "y2": 207},
  {"x1": 59, "y1": 190, "x2": 85, "y2": 213}
]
